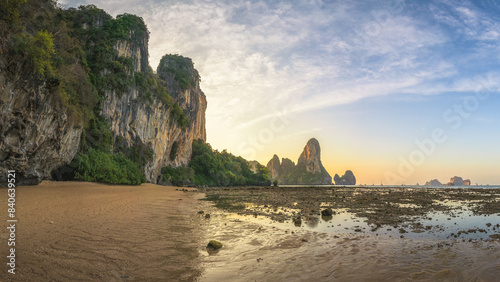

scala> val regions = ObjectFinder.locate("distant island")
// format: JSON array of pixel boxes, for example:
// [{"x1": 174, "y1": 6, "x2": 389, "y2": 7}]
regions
[
  {"x1": 334, "y1": 170, "x2": 356, "y2": 185},
  {"x1": 425, "y1": 176, "x2": 471, "y2": 186}
]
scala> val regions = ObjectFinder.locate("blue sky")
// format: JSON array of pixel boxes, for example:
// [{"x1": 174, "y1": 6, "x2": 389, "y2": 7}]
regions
[{"x1": 61, "y1": 0, "x2": 500, "y2": 184}]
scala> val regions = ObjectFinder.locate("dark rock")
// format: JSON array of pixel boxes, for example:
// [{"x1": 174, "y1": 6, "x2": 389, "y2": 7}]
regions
[
  {"x1": 321, "y1": 208, "x2": 334, "y2": 216},
  {"x1": 334, "y1": 170, "x2": 356, "y2": 185},
  {"x1": 207, "y1": 240, "x2": 223, "y2": 250},
  {"x1": 205, "y1": 214, "x2": 211, "y2": 219},
  {"x1": 293, "y1": 216, "x2": 302, "y2": 227}
]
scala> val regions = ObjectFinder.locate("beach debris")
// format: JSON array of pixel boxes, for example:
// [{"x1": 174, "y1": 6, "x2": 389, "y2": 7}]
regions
[
  {"x1": 257, "y1": 258, "x2": 263, "y2": 262},
  {"x1": 207, "y1": 240, "x2": 223, "y2": 250},
  {"x1": 301, "y1": 238, "x2": 308, "y2": 242},
  {"x1": 205, "y1": 214, "x2": 211, "y2": 219},
  {"x1": 197, "y1": 211, "x2": 204, "y2": 214}
]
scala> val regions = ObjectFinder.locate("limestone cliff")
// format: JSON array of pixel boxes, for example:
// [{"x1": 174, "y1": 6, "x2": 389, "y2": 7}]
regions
[
  {"x1": 0, "y1": 4, "x2": 206, "y2": 185},
  {"x1": 0, "y1": 67, "x2": 82, "y2": 185},
  {"x1": 266, "y1": 138, "x2": 332, "y2": 185},
  {"x1": 267, "y1": 154, "x2": 281, "y2": 180},
  {"x1": 102, "y1": 38, "x2": 206, "y2": 183}
]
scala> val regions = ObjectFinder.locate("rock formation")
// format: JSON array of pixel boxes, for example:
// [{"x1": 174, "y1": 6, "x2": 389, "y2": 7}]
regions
[
  {"x1": 267, "y1": 154, "x2": 281, "y2": 180},
  {"x1": 447, "y1": 176, "x2": 471, "y2": 186},
  {"x1": 425, "y1": 179, "x2": 442, "y2": 186},
  {"x1": 334, "y1": 170, "x2": 356, "y2": 185},
  {"x1": 280, "y1": 158, "x2": 295, "y2": 176},
  {"x1": 0, "y1": 69, "x2": 82, "y2": 185},
  {"x1": 102, "y1": 52, "x2": 206, "y2": 183},
  {"x1": 0, "y1": 4, "x2": 206, "y2": 185},
  {"x1": 298, "y1": 138, "x2": 323, "y2": 175},
  {"x1": 266, "y1": 138, "x2": 332, "y2": 184}
]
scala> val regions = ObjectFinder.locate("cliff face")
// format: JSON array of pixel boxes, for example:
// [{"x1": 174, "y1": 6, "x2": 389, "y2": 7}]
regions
[
  {"x1": 297, "y1": 138, "x2": 324, "y2": 175},
  {"x1": 0, "y1": 4, "x2": 206, "y2": 185},
  {"x1": 266, "y1": 138, "x2": 332, "y2": 185},
  {"x1": 267, "y1": 154, "x2": 281, "y2": 179},
  {"x1": 102, "y1": 37, "x2": 206, "y2": 183},
  {"x1": 0, "y1": 40, "x2": 82, "y2": 185}
]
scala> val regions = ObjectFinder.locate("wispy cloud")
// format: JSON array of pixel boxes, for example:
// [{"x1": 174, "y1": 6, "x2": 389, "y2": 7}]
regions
[{"x1": 60, "y1": 0, "x2": 500, "y2": 137}]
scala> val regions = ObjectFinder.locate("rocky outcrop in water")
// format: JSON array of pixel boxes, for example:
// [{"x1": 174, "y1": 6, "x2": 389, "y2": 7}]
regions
[
  {"x1": 425, "y1": 179, "x2": 442, "y2": 186},
  {"x1": 447, "y1": 176, "x2": 471, "y2": 186},
  {"x1": 334, "y1": 170, "x2": 356, "y2": 185},
  {"x1": 266, "y1": 138, "x2": 332, "y2": 184}
]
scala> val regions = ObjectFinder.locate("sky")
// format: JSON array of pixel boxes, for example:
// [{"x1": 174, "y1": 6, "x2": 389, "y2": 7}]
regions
[{"x1": 60, "y1": 0, "x2": 500, "y2": 185}]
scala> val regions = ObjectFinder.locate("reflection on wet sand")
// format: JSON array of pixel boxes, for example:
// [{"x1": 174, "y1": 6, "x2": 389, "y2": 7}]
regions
[
  {"x1": 199, "y1": 208, "x2": 500, "y2": 282},
  {"x1": 198, "y1": 186, "x2": 500, "y2": 281}
]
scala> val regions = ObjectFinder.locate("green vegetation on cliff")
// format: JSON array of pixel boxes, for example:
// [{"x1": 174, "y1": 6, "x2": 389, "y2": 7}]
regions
[
  {"x1": 73, "y1": 148, "x2": 145, "y2": 185},
  {"x1": 161, "y1": 140, "x2": 271, "y2": 187},
  {"x1": 158, "y1": 54, "x2": 200, "y2": 90},
  {"x1": 1, "y1": 1, "x2": 195, "y2": 185}
]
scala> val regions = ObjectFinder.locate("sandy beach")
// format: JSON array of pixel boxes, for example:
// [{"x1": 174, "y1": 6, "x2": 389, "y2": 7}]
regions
[
  {"x1": 0, "y1": 181, "x2": 209, "y2": 281},
  {"x1": 1, "y1": 182, "x2": 500, "y2": 281}
]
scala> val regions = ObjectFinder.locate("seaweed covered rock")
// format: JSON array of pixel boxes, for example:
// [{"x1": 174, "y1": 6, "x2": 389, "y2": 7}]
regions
[{"x1": 207, "y1": 240, "x2": 223, "y2": 250}]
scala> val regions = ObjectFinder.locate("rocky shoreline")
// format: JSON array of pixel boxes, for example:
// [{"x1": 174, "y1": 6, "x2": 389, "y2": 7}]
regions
[{"x1": 197, "y1": 186, "x2": 500, "y2": 240}]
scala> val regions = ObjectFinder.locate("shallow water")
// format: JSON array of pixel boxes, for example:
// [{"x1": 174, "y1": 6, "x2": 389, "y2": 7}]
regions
[
  {"x1": 236, "y1": 200, "x2": 500, "y2": 240},
  {"x1": 199, "y1": 207, "x2": 500, "y2": 282}
]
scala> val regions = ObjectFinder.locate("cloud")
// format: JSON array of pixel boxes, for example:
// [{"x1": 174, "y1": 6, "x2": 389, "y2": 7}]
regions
[{"x1": 60, "y1": 0, "x2": 500, "y2": 134}]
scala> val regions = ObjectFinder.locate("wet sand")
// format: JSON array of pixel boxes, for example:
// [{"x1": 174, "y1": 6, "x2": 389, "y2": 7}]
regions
[
  {"x1": 0, "y1": 181, "x2": 209, "y2": 281},
  {"x1": 198, "y1": 208, "x2": 500, "y2": 281},
  {"x1": 197, "y1": 186, "x2": 500, "y2": 281},
  {"x1": 1, "y1": 182, "x2": 499, "y2": 281}
]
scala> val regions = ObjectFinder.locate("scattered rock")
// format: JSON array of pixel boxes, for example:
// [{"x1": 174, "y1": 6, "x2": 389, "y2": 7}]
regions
[
  {"x1": 489, "y1": 234, "x2": 500, "y2": 240},
  {"x1": 321, "y1": 208, "x2": 335, "y2": 216},
  {"x1": 197, "y1": 211, "x2": 204, "y2": 214},
  {"x1": 293, "y1": 216, "x2": 302, "y2": 227},
  {"x1": 207, "y1": 240, "x2": 223, "y2": 250},
  {"x1": 205, "y1": 214, "x2": 211, "y2": 219}
]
